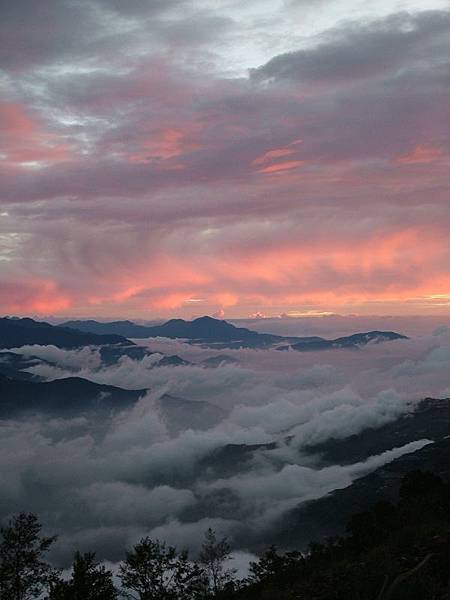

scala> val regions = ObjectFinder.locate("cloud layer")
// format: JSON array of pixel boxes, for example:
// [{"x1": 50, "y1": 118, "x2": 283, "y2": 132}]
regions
[
  {"x1": 3, "y1": 323, "x2": 450, "y2": 564},
  {"x1": 0, "y1": 1, "x2": 449, "y2": 317}
]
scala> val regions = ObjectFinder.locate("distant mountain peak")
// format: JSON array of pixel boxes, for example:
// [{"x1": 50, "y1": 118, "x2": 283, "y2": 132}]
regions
[
  {"x1": 193, "y1": 316, "x2": 221, "y2": 323},
  {"x1": 0, "y1": 316, "x2": 130, "y2": 350}
]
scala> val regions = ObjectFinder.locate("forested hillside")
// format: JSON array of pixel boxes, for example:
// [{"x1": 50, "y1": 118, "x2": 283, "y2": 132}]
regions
[{"x1": 2, "y1": 471, "x2": 450, "y2": 599}]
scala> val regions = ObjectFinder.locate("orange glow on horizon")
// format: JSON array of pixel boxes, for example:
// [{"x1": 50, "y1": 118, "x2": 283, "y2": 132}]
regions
[
  {"x1": 0, "y1": 280, "x2": 71, "y2": 315},
  {"x1": 2, "y1": 229, "x2": 450, "y2": 317}
]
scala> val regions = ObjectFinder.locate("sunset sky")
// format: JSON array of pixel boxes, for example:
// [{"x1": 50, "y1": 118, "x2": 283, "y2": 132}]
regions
[{"x1": 1, "y1": 0, "x2": 450, "y2": 319}]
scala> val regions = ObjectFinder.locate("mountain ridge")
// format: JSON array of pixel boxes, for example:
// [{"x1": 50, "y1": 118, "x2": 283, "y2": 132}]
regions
[
  {"x1": 0, "y1": 373, "x2": 146, "y2": 416},
  {"x1": 276, "y1": 436, "x2": 450, "y2": 551},
  {"x1": 0, "y1": 316, "x2": 130, "y2": 349},
  {"x1": 62, "y1": 315, "x2": 281, "y2": 344},
  {"x1": 61, "y1": 316, "x2": 407, "y2": 350}
]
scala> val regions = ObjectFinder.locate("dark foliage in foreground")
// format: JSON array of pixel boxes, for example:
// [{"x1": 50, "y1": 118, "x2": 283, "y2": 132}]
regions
[
  {"x1": 48, "y1": 552, "x2": 118, "y2": 600},
  {"x1": 235, "y1": 470, "x2": 450, "y2": 600},
  {"x1": 118, "y1": 537, "x2": 206, "y2": 600},
  {"x1": 0, "y1": 512, "x2": 58, "y2": 600},
  {"x1": 3, "y1": 471, "x2": 450, "y2": 599}
]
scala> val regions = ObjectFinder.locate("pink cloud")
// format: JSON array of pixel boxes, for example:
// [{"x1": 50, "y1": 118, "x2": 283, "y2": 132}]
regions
[
  {"x1": 1, "y1": 8, "x2": 450, "y2": 318},
  {"x1": 396, "y1": 144, "x2": 444, "y2": 165},
  {"x1": 0, "y1": 280, "x2": 71, "y2": 314},
  {"x1": 0, "y1": 102, "x2": 71, "y2": 167},
  {"x1": 257, "y1": 160, "x2": 306, "y2": 174}
]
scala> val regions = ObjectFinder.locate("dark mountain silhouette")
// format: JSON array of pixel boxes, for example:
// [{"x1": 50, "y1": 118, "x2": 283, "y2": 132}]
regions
[
  {"x1": 196, "y1": 397, "x2": 450, "y2": 489},
  {"x1": 276, "y1": 436, "x2": 450, "y2": 551},
  {"x1": 0, "y1": 317, "x2": 130, "y2": 349},
  {"x1": 139, "y1": 316, "x2": 280, "y2": 342},
  {"x1": 62, "y1": 316, "x2": 407, "y2": 350},
  {"x1": 0, "y1": 374, "x2": 146, "y2": 416},
  {"x1": 156, "y1": 395, "x2": 226, "y2": 435},
  {"x1": 199, "y1": 441, "x2": 278, "y2": 479},
  {"x1": 156, "y1": 355, "x2": 190, "y2": 367},
  {"x1": 280, "y1": 330, "x2": 407, "y2": 351},
  {"x1": 61, "y1": 319, "x2": 158, "y2": 338},
  {"x1": 331, "y1": 330, "x2": 408, "y2": 346},
  {"x1": 63, "y1": 316, "x2": 281, "y2": 345},
  {"x1": 0, "y1": 351, "x2": 48, "y2": 381},
  {"x1": 305, "y1": 397, "x2": 450, "y2": 465},
  {"x1": 99, "y1": 344, "x2": 153, "y2": 365}
]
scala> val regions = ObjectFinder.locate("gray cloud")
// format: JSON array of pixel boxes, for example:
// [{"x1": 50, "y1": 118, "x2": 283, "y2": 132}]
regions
[
  {"x1": 251, "y1": 10, "x2": 450, "y2": 84},
  {"x1": 0, "y1": 1, "x2": 105, "y2": 71},
  {"x1": 204, "y1": 439, "x2": 432, "y2": 526}
]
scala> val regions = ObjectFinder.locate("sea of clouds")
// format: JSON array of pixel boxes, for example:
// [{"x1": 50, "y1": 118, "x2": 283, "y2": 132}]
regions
[{"x1": 2, "y1": 317, "x2": 450, "y2": 568}]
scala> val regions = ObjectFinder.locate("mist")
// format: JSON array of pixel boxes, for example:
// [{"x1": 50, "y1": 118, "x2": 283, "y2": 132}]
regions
[{"x1": 2, "y1": 319, "x2": 450, "y2": 565}]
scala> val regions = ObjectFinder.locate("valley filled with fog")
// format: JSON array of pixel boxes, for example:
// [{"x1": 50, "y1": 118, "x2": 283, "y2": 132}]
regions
[{"x1": 2, "y1": 316, "x2": 450, "y2": 570}]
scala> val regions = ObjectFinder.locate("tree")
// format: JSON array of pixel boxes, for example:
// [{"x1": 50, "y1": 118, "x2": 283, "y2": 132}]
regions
[
  {"x1": 198, "y1": 528, "x2": 236, "y2": 596},
  {"x1": 400, "y1": 470, "x2": 444, "y2": 501},
  {"x1": 48, "y1": 551, "x2": 117, "y2": 599},
  {"x1": 346, "y1": 500, "x2": 397, "y2": 550},
  {"x1": 0, "y1": 512, "x2": 58, "y2": 600},
  {"x1": 248, "y1": 546, "x2": 304, "y2": 584},
  {"x1": 119, "y1": 537, "x2": 204, "y2": 600}
]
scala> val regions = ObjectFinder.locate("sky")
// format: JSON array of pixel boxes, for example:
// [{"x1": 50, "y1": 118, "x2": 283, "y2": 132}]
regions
[{"x1": 1, "y1": 0, "x2": 450, "y2": 319}]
